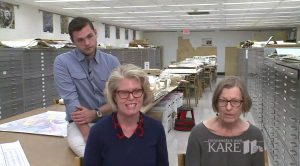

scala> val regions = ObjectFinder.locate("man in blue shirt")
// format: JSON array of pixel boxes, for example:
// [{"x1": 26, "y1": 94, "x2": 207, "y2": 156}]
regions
[{"x1": 53, "y1": 17, "x2": 120, "y2": 157}]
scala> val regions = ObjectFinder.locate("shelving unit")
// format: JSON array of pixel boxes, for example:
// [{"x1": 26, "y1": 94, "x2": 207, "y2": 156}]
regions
[
  {"x1": 0, "y1": 47, "x2": 162, "y2": 120},
  {"x1": 238, "y1": 47, "x2": 300, "y2": 166}
]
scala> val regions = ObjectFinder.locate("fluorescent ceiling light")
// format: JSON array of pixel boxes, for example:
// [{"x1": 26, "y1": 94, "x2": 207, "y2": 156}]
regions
[
  {"x1": 112, "y1": 20, "x2": 144, "y2": 22},
  {"x1": 167, "y1": 3, "x2": 218, "y2": 7},
  {"x1": 271, "y1": 11, "x2": 300, "y2": 14},
  {"x1": 224, "y1": 8, "x2": 272, "y2": 11},
  {"x1": 189, "y1": 20, "x2": 220, "y2": 23},
  {"x1": 223, "y1": 13, "x2": 265, "y2": 16},
  {"x1": 143, "y1": 15, "x2": 176, "y2": 18},
  {"x1": 223, "y1": 1, "x2": 280, "y2": 5},
  {"x1": 185, "y1": 18, "x2": 221, "y2": 20},
  {"x1": 84, "y1": 10, "x2": 187, "y2": 15},
  {"x1": 113, "y1": 5, "x2": 161, "y2": 8},
  {"x1": 128, "y1": 11, "x2": 185, "y2": 14},
  {"x1": 155, "y1": 18, "x2": 182, "y2": 21},
  {"x1": 99, "y1": 16, "x2": 135, "y2": 18},
  {"x1": 278, "y1": 6, "x2": 300, "y2": 9},
  {"x1": 226, "y1": 17, "x2": 263, "y2": 19},
  {"x1": 36, "y1": 0, "x2": 112, "y2": 2},
  {"x1": 64, "y1": 7, "x2": 110, "y2": 9},
  {"x1": 85, "y1": 12, "x2": 125, "y2": 15}
]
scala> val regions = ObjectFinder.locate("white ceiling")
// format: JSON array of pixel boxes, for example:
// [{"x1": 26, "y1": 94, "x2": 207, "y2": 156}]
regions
[{"x1": 15, "y1": 0, "x2": 300, "y2": 31}]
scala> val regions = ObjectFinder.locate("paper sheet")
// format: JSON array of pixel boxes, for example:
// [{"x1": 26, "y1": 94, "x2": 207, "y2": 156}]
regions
[
  {"x1": 0, "y1": 111, "x2": 67, "y2": 137},
  {"x1": 0, "y1": 141, "x2": 30, "y2": 166}
]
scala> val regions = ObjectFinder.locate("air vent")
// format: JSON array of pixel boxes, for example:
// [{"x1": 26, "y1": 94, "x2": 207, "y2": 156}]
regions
[{"x1": 187, "y1": 11, "x2": 210, "y2": 15}]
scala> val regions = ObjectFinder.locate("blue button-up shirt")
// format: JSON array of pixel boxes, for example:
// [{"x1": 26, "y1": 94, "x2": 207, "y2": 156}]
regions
[{"x1": 54, "y1": 48, "x2": 120, "y2": 121}]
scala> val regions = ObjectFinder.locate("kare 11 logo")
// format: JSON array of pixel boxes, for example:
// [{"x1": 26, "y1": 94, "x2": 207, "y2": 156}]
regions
[{"x1": 207, "y1": 139, "x2": 264, "y2": 154}]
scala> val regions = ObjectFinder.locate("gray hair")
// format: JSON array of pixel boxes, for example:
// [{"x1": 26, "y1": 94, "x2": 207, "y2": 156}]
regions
[
  {"x1": 211, "y1": 76, "x2": 252, "y2": 113},
  {"x1": 105, "y1": 64, "x2": 154, "y2": 110}
]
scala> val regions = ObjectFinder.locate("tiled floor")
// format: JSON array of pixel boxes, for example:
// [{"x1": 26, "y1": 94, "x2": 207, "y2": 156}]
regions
[{"x1": 166, "y1": 76, "x2": 257, "y2": 166}]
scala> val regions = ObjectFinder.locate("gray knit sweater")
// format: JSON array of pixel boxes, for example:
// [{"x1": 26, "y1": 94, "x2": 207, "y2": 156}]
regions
[{"x1": 185, "y1": 123, "x2": 264, "y2": 166}]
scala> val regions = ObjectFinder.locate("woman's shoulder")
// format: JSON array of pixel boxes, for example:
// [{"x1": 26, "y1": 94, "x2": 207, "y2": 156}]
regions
[
  {"x1": 190, "y1": 122, "x2": 208, "y2": 134},
  {"x1": 247, "y1": 123, "x2": 263, "y2": 135}
]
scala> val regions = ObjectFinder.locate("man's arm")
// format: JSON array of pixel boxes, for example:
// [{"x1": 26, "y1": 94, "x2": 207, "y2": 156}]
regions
[
  {"x1": 72, "y1": 104, "x2": 113, "y2": 142},
  {"x1": 98, "y1": 103, "x2": 113, "y2": 116},
  {"x1": 53, "y1": 56, "x2": 80, "y2": 121}
]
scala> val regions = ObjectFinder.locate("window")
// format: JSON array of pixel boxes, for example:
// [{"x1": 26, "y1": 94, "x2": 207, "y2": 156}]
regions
[
  {"x1": 105, "y1": 24, "x2": 110, "y2": 38},
  {"x1": 116, "y1": 27, "x2": 120, "y2": 39},
  {"x1": 133, "y1": 30, "x2": 136, "y2": 40},
  {"x1": 125, "y1": 28, "x2": 128, "y2": 40}
]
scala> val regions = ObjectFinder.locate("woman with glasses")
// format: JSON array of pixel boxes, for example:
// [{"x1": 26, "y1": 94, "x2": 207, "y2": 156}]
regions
[
  {"x1": 84, "y1": 64, "x2": 169, "y2": 166},
  {"x1": 185, "y1": 76, "x2": 264, "y2": 166}
]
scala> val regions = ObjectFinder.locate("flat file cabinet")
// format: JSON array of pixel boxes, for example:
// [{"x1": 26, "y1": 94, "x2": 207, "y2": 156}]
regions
[
  {"x1": 273, "y1": 62, "x2": 300, "y2": 166},
  {"x1": 0, "y1": 48, "x2": 61, "y2": 119}
]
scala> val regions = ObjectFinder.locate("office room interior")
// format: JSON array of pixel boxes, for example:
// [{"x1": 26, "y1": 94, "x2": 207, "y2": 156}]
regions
[{"x1": 0, "y1": 0, "x2": 300, "y2": 166}]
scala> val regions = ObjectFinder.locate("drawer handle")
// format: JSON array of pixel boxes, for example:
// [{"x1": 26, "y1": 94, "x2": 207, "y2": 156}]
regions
[
  {"x1": 290, "y1": 134, "x2": 297, "y2": 139},
  {"x1": 290, "y1": 142, "x2": 297, "y2": 147},
  {"x1": 289, "y1": 117, "x2": 296, "y2": 122},
  {"x1": 290, "y1": 125, "x2": 297, "y2": 130},
  {"x1": 289, "y1": 72, "x2": 294, "y2": 75},
  {"x1": 289, "y1": 104, "x2": 296, "y2": 109},
  {"x1": 289, "y1": 96, "x2": 296, "y2": 101},
  {"x1": 290, "y1": 88, "x2": 296, "y2": 92}
]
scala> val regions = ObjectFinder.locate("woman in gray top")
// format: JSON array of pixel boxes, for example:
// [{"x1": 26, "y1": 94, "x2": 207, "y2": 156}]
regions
[{"x1": 186, "y1": 76, "x2": 264, "y2": 166}]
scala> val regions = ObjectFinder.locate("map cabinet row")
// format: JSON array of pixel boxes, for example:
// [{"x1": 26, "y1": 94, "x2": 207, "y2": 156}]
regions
[{"x1": 0, "y1": 47, "x2": 162, "y2": 120}]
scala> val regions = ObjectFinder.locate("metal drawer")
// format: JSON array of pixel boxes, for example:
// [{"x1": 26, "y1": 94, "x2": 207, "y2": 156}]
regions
[
  {"x1": 0, "y1": 60, "x2": 23, "y2": 78},
  {"x1": 0, "y1": 99, "x2": 24, "y2": 119},
  {"x1": 0, "y1": 76, "x2": 23, "y2": 88},
  {"x1": 276, "y1": 64, "x2": 299, "y2": 79},
  {"x1": 0, "y1": 84, "x2": 23, "y2": 103},
  {"x1": 0, "y1": 50, "x2": 23, "y2": 61}
]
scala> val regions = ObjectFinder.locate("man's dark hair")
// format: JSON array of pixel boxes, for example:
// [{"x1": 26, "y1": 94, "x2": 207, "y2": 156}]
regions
[{"x1": 68, "y1": 17, "x2": 95, "y2": 41}]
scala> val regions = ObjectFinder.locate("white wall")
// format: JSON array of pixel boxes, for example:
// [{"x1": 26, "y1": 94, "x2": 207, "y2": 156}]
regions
[
  {"x1": 96, "y1": 25, "x2": 143, "y2": 47},
  {"x1": 144, "y1": 30, "x2": 289, "y2": 72},
  {"x1": 0, "y1": 1, "x2": 290, "y2": 72},
  {"x1": 0, "y1": 2, "x2": 142, "y2": 46}
]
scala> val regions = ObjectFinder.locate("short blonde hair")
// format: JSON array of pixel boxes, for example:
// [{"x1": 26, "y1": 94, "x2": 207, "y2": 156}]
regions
[
  {"x1": 212, "y1": 76, "x2": 252, "y2": 113},
  {"x1": 105, "y1": 64, "x2": 154, "y2": 110}
]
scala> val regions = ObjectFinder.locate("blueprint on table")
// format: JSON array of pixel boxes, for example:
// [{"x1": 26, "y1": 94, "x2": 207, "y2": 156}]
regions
[{"x1": 0, "y1": 111, "x2": 67, "y2": 137}]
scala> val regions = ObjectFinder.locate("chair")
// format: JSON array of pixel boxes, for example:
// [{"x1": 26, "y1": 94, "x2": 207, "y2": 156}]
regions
[
  {"x1": 187, "y1": 74, "x2": 200, "y2": 106},
  {"x1": 74, "y1": 156, "x2": 84, "y2": 166},
  {"x1": 203, "y1": 67, "x2": 212, "y2": 91},
  {"x1": 176, "y1": 79, "x2": 191, "y2": 107},
  {"x1": 264, "y1": 150, "x2": 269, "y2": 166},
  {"x1": 178, "y1": 153, "x2": 185, "y2": 166},
  {"x1": 176, "y1": 74, "x2": 200, "y2": 107},
  {"x1": 210, "y1": 66, "x2": 217, "y2": 83}
]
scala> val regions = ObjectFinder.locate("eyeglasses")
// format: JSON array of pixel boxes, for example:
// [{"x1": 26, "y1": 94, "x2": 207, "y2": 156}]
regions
[
  {"x1": 217, "y1": 99, "x2": 243, "y2": 107},
  {"x1": 117, "y1": 89, "x2": 144, "y2": 99}
]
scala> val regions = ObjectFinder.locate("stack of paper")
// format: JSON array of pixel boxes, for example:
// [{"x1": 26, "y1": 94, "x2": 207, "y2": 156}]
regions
[{"x1": 0, "y1": 141, "x2": 30, "y2": 166}]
